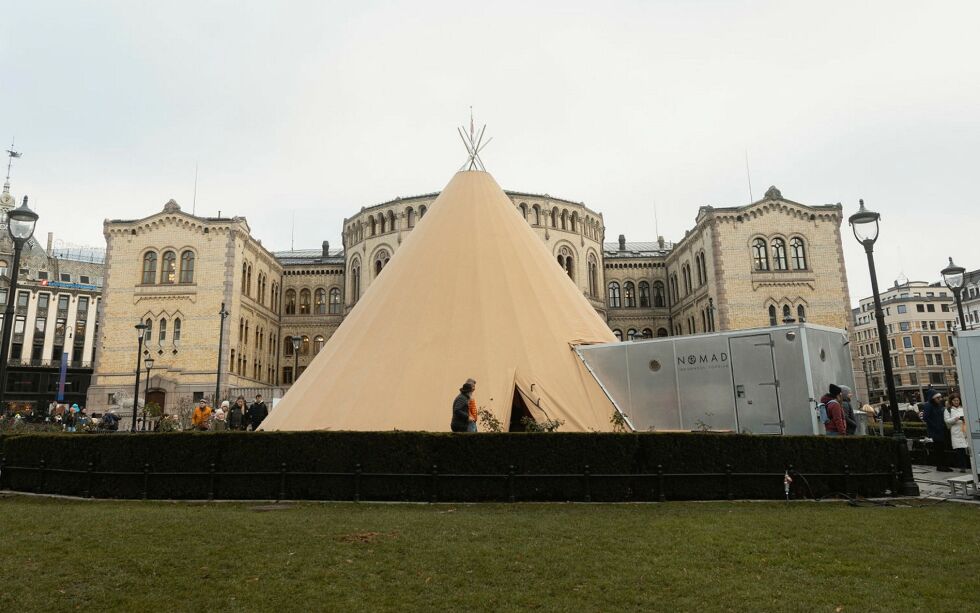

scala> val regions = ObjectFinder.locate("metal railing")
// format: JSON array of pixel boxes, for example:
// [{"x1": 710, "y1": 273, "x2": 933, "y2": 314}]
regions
[{"x1": 0, "y1": 459, "x2": 901, "y2": 503}]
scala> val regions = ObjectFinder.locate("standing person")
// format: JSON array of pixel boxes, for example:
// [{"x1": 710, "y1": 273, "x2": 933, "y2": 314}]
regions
[
  {"x1": 246, "y1": 394, "x2": 268, "y2": 431},
  {"x1": 191, "y1": 399, "x2": 213, "y2": 431},
  {"x1": 228, "y1": 397, "x2": 246, "y2": 431},
  {"x1": 840, "y1": 385, "x2": 858, "y2": 435},
  {"x1": 821, "y1": 384, "x2": 847, "y2": 436},
  {"x1": 919, "y1": 389, "x2": 952, "y2": 472},
  {"x1": 944, "y1": 395, "x2": 970, "y2": 473},
  {"x1": 465, "y1": 378, "x2": 478, "y2": 432},
  {"x1": 213, "y1": 401, "x2": 228, "y2": 431},
  {"x1": 451, "y1": 380, "x2": 474, "y2": 433},
  {"x1": 63, "y1": 405, "x2": 77, "y2": 433}
]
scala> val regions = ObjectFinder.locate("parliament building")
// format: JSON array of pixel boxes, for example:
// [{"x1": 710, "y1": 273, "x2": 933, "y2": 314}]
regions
[{"x1": 83, "y1": 183, "x2": 852, "y2": 413}]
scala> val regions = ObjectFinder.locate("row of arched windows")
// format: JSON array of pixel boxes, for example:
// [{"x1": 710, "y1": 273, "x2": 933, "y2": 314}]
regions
[
  {"x1": 607, "y1": 281, "x2": 666, "y2": 309},
  {"x1": 284, "y1": 287, "x2": 342, "y2": 315},
  {"x1": 768, "y1": 304, "x2": 807, "y2": 326},
  {"x1": 515, "y1": 203, "x2": 603, "y2": 241},
  {"x1": 241, "y1": 261, "x2": 279, "y2": 313},
  {"x1": 142, "y1": 316, "x2": 182, "y2": 345},
  {"x1": 612, "y1": 328, "x2": 669, "y2": 341},
  {"x1": 345, "y1": 205, "x2": 428, "y2": 245},
  {"x1": 752, "y1": 237, "x2": 807, "y2": 272},
  {"x1": 283, "y1": 334, "x2": 326, "y2": 356},
  {"x1": 141, "y1": 250, "x2": 195, "y2": 285}
]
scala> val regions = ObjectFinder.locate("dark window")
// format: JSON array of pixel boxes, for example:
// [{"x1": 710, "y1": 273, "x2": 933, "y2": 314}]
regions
[
  {"x1": 608, "y1": 282, "x2": 621, "y2": 308},
  {"x1": 179, "y1": 251, "x2": 195, "y2": 283}
]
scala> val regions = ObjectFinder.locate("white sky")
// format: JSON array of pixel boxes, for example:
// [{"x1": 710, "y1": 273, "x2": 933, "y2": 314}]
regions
[{"x1": 2, "y1": 1, "x2": 978, "y2": 305}]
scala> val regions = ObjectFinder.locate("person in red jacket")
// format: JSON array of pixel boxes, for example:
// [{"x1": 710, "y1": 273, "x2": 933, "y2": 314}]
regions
[{"x1": 822, "y1": 384, "x2": 847, "y2": 436}]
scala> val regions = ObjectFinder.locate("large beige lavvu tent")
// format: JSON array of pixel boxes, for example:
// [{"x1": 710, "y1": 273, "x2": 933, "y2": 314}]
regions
[{"x1": 260, "y1": 170, "x2": 619, "y2": 432}]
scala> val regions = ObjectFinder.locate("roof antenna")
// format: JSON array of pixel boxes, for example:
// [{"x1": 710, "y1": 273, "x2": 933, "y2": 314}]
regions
[
  {"x1": 744, "y1": 148, "x2": 754, "y2": 202},
  {"x1": 653, "y1": 201, "x2": 660, "y2": 238},
  {"x1": 458, "y1": 107, "x2": 492, "y2": 171},
  {"x1": 192, "y1": 162, "x2": 199, "y2": 215}
]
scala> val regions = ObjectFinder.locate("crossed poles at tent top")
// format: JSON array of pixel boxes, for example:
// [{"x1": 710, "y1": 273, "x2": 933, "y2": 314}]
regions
[{"x1": 458, "y1": 109, "x2": 492, "y2": 172}]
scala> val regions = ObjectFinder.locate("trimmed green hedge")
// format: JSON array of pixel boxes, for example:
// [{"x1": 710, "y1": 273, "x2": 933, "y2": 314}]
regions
[{"x1": 0, "y1": 432, "x2": 908, "y2": 501}]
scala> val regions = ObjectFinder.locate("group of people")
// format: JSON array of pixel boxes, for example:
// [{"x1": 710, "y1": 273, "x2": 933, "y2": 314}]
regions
[
  {"x1": 819, "y1": 384, "x2": 862, "y2": 436},
  {"x1": 191, "y1": 394, "x2": 269, "y2": 432},
  {"x1": 918, "y1": 389, "x2": 970, "y2": 472}
]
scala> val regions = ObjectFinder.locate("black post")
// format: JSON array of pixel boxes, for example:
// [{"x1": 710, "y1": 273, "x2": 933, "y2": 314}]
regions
[
  {"x1": 864, "y1": 244, "x2": 919, "y2": 496},
  {"x1": 293, "y1": 352, "x2": 299, "y2": 384},
  {"x1": 131, "y1": 332, "x2": 146, "y2": 432},
  {"x1": 214, "y1": 303, "x2": 228, "y2": 407},
  {"x1": 142, "y1": 364, "x2": 152, "y2": 431},
  {"x1": 953, "y1": 287, "x2": 969, "y2": 332},
  {"x1": 0, "y1": 239, "x2": 25, "y2": 412}
]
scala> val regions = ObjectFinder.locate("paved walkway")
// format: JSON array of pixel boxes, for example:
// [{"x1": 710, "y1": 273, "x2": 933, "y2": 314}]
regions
[{"x1": 912, "y1": 464, "x2": 978, "y2": 501}]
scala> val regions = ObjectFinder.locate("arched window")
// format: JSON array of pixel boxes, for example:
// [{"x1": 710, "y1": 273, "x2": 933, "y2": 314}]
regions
[
  {"x1": 772, "y1": 238, "x2": 788, "y2": 270},
  {"x1": 608, "y1": 282, "x2": 621, "y2": 308},
  {"x1": 158, "y1": 318, "x2": 167, "y2": 343},
  {"x1": 797, "y1": 304, "x2": 806, "y2": 322},
  {"x1": 624, "y1": 281, "x2": 636, "y2": 307},
  {"x1": 246, "y1": 264, "x2": 252, "y2": 295},
  {"x1": 241, "y1": 263, "x2": 248, "y2": 293},
  {"x1": 551, "y1": 207, "x2": 558, "y2": 227},
  {"x1": 350, "y1": 259, "x2": 361, "y2": 302},
  {"x1": 406, "y1": 207, "x2": 415, "y2": 228},
  {"x1": 301, "y1": 335, "x2": 311, "y2": 355},
  {"x1": 387, "y1": 210, "x2": 396, "y2": 232},
  {"x1": 613, "y1": 329, "x2": 623, "y2": 341},
  {"x1": 379, "y1": 213, "x2": 386, "y2": 234},
  {"x1": 782, "y1": 304, "x2": 792, "y2": 322},
  {"x1": 179, "y1": 250, "x2": 195, "y2": 283},
  {"x1": 374, "y1": 249, "x2": 390, "y2": 276},
  {"x1": 653, "y1": 281, "x2": 665, "y2": 308},
  {"x1": 790, "y1": 237, "x2": 807, "y2": 270},
  {"x1": 419, "y1": 205, "x2": 427, "y2": 218},
  {"x1": 173, "y1": 318, "x2": 181, "y2": 344},
  {"x1": 638, "y1": 281, "x2": 651, "y2": 307},
  {"x1": 369, "y1": 216, "x2": 377, "y2": 236},
  {"x1": 557, "y1": 246, "x2": 574, "y2": 280},
  {"x1": 642, "y1": 328, "x2": 653, "y2": 339},
  {"x1": 285, "y1": 290, "x2": 296, "y2": 315},
  {"x1": 329, "y1": 288, "x2": 342, "y2": 314},
  {"x1": 701, "y1": 309, "x2": 707, "y2": 332},
  {"x1": 587, "y1": 254, "x2": 598, "y2": 297},
  {"x1": 144, "y1": 318, "x2": 153, "y2": 342},
  {"x1": 299, "y1": 289, "x2": 311, "y2": 315},
  {"x1": 682, "y1": 265, "x2": 692, "y2": 294},
  {"x1": 768, "y1": 305, "x2": 777, "y2": 326},
  {"x1": 752, "y1": 238, "x2": 769, "y2": 271},
  {"x1": 161, "y1": 251, "x2": 177, "y2": 284},
  {"x1": 141, "y1": 252, "x2": 157, "y2": 284},
  {"x1": 313, "y1": 335, "x2": 325, "y2": 355},
  {"x1": 519, "y1": 203, "x2": 527, "y2": 219},
  {"x1": 532, "y1": 204, "x2": 541, "y2": 226},
  {"x1": 314, "y1": 288, "x2": 327, "y2": 314},
  {"x1": 627, "y1": 328, "x2": 638, "y2": 341},
  {"x1": 284, "y1": 336, "x2": 294, "y2": 356},
  {"x1": 657, "y1": 327, "x2": 668, "y2": 337},
  {"x1": 571, "y1": 213, "x2": 578, "y2": 233},
  {"x1": 560, "y1": 209, "x2": 568, "y2": 230}
]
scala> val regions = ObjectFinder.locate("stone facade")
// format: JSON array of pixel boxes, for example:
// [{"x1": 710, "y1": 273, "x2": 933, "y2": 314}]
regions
[{"x1": 86, "y1": 184, "x2": 852, "y2": 413}]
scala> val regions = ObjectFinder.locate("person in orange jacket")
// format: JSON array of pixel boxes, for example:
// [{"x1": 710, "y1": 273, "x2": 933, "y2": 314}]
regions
[
  {"x1": 191, "y1": 399, "x2": 213, "y2": 431},
  {"x1": 466, "y1": 378, "x2": 478, "y2": 432}
]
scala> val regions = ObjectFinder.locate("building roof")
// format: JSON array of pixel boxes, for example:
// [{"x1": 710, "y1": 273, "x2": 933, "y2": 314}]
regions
[
  {"x1": 602, "y1": 241, "x2": 673, "y2": 257},
  {"x1": 273, "y1": 248, "x2": 345, "y2": 266}
]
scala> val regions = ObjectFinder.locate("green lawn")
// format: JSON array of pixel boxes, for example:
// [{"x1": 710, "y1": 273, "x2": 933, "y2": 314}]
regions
[{"x1": 1, "y1": 495, "x2": 978, "y2": 612}]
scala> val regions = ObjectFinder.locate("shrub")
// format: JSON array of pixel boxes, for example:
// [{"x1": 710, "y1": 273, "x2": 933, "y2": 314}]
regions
[{"x1": 0, "y1": 432, "x2": 908, "y2": 502}]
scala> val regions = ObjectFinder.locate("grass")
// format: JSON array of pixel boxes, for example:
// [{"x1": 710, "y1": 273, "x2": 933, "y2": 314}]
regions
[{"x1": 1, "y1": 495, "x2": 978, "y2": 612}]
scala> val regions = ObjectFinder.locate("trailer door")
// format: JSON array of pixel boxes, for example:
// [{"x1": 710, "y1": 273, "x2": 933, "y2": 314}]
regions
[{"x1": 730, "y1": 334, "x2": 783, "y2": 434}]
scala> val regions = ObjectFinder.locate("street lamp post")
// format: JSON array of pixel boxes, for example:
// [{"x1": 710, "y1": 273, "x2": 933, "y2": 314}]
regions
[
  {"x1": 214, "y1": 303, "x2": 229, "y2": 407},
  {"x1": 131, "y1": 323, "x2": 148, "y2": 432},
  {"x1": 849, "y1": 199, "x2": 919, "y2": 495},
  {"x1": 291, "y1": 336, "x2": 301, "y2": 384},
  {"x1": 142, "y1": 356, "x2": 155, "y2": 431},
  {"x1": 0, "y1": 197, "x2": 39, "y2": 413},
  {"x1": 941, "y1": 257, "x2": 969, "y2": 332}
]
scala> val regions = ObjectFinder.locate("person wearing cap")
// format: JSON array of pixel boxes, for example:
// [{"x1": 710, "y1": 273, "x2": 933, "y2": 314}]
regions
[
  {"x1": 465, "y1": 378, "x2": 478, "y2": 432},
  {"x1": 246, "y1": 394, "x2": 268, "y2": 431},
  {"x1": 918, "y1": 388, "x2": 952, "y2": 472},
  {"x1": 451, "y1": 380, "x2": 475, "y2": 433},
  {"x1": 213, "y1": 401, "x2": 228, "y2": 431},
  {"x1": 192, "y1": 399, "x2": 213, "y2": 431},
  {"x1": 821, "y1": 384, "x2": 847, "y2": 436}
]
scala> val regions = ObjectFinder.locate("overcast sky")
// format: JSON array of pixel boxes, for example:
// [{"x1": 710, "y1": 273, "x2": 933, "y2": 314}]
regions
[{"x1": 2, "y1": 1, "x2": 978, "y2": 305}]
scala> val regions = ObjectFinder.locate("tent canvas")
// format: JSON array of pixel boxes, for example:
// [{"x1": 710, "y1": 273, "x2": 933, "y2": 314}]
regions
[{"x1": 260, "y1": 170, "x2": 618, "y2": 432}]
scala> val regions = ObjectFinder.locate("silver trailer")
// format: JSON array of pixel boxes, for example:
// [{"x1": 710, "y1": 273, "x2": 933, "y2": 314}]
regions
[
  {"x1": 952, "y1": 329, "x2": 980, "y2": 491},
  {"x1": 577, "y1": 323, "x2": 856, "y2": 435}
]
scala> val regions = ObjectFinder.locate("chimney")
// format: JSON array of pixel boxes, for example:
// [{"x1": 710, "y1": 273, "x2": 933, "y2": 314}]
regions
[
  {"x1": 657, "y1": 235, "x2": 665, "y2": 249},
  {"x1": 618, "y1": 234, "x2": 626, "y2": 251},
  {"x1": 322, "y1": 241, "x2": 330, "y2": 258}
]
